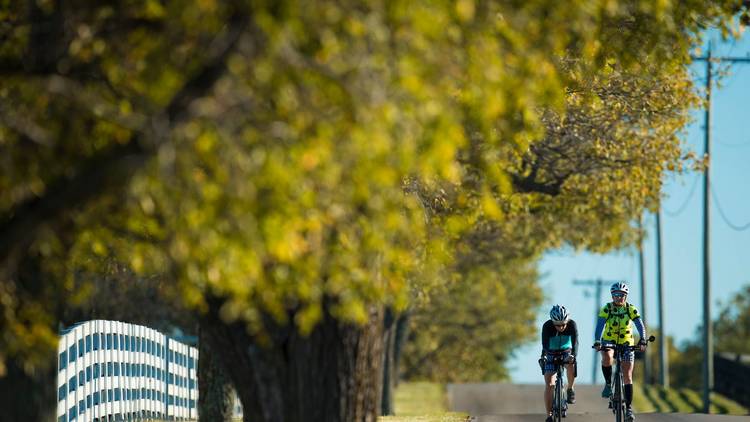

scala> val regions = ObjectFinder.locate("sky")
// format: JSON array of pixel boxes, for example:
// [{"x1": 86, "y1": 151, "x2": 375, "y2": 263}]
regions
[{"x1": 509, "y1": 29, "x2": 750, "y2": 385}]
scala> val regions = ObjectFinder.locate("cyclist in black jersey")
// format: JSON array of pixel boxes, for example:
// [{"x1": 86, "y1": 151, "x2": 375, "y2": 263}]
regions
[{"x1": 540, "y1": 304, "x2": 578, "y2": 422}]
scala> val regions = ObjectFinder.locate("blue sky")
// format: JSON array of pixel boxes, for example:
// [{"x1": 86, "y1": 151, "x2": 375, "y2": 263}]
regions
[{"x1": 510, "y1": 29, "x2": 750, "y2": 384}]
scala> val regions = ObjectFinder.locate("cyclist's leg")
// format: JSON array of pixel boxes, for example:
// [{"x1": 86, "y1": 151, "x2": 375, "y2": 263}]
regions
[
  {"x1": 544, "y1": 371, "x2": 556, "y2": 416},
  {"x1": 566, "y1": 362, "x2": 576, "y2": 390},
  {"x1": 601, "y1": 349, "x2": 614, "y2": 397},
  {"x1": 622, "y1": 356, "x2": 635, "y2": 409},
  {"x1": 565, "y1": 360, "x2": 576, "y2": 403}
]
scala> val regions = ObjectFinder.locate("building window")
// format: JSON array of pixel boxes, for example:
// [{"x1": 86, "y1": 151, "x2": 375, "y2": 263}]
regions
[
  {"x1": 113, "y1": 333, "x2": 119, "y2": 350},
  {"x1": 78, "y1": 339, "x2": 84, "y2": 357},
  {"x1": 93, "y1": 333, "x2": 99, "y2": 350},
  {"x1": 58, "y1": 384, "x2": 67, "y2": 401},
  {"x1": 68, "y1": 344, "x2": 76, "y2": 363},
  {"x1": 68, "y1": 375, "x2": 76, "y2": 393},
  {"x1": 114, "y1": 363, "x2": 120, "y2": 376},
  {"x1": 59, "y1": 351, "x2": 67, "y2": 370},
  {"x1": 86, "y1": 335, "x2": 91, "y2": 352},
  {"x1": 78, "y1": 370, "x2": 84, "y2": 386},
  {"x1": 106, "y1": 334, "x2": 113, "y2": 350}
]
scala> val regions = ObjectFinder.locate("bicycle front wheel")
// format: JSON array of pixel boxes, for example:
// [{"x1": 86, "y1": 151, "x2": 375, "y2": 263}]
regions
[
  {"x1": 614, "y1": 375, "x2": 624, "y2": 422},
  {"x1": 555, "y1": 376, "x2": 563, "y2": 422}
]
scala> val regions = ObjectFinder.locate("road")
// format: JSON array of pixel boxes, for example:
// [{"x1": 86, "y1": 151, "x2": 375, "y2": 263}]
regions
[{"x1": 447, "y1": 384, "x2": 748, "y2": 422}]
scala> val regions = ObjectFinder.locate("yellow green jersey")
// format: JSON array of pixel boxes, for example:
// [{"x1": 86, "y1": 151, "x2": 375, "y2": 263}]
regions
[{"x1": 595, "y1": 302, "x2": 645, "y2": 346}]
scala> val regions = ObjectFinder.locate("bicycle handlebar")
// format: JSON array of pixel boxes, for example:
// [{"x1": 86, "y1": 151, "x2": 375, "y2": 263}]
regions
[{"x1": 592, "y1": 335, "x2": 656, "y2": 351}]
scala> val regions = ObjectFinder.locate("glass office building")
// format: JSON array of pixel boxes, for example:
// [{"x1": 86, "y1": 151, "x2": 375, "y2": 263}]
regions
[{"x1": 56, "y1": 320, "x2": 198, "y2": 422}]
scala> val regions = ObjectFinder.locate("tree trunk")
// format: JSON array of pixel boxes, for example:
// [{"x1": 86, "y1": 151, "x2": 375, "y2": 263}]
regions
[
  {"x1": 200, "y1": 297, "x2": 384, "y2": 422},
  {"x1": 0, "y1": 254, "x2": 57, "y2": 421},
  {"x1": 198, "y1": 323, "x2": 235, "y2": 422},
  {"x1": 0, "y1": 356, "x2": 57, "y2": 421},
  {"x1": 392, "y1": 311, "x2": 410, "y2": 386},
  {"x1": 381, "y1": 308, "x2": 396, "y2": 415}
]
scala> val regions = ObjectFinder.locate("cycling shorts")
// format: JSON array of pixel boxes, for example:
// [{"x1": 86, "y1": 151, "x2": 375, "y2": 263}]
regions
[
  {"x1": 601, "y1": 342, "x2": 634, "y2": 362},
  {"x1": 541, "y1": 351, "x2": 574, "y2": 375}
]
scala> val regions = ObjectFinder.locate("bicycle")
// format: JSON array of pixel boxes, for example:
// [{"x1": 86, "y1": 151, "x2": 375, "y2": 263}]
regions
[
  {"x1": 594, "y1": 336, "x2": 655, "y2": 422},
  {"x1": 543, "y1": 351, "x2": 574, "y2": 422}
]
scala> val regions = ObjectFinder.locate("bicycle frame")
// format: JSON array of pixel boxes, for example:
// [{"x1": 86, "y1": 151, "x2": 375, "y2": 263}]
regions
[
  {"x1": 597, "y1": 336, "x2": 655, "y2": 422},
  {"x1": 547, "y1": 353, "x2": 570, "y2": 422},
  {"x1": 608, "y1": 346, "x2": 627, "y2": 422}
]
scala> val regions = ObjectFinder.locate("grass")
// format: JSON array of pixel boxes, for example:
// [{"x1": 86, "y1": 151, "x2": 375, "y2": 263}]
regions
[
  {"x1": 634, "y1": 384, "x2": 748, "y2": 415},
  {"x1": 378, "y1": 382, "x2": 470, "y2": 422}
]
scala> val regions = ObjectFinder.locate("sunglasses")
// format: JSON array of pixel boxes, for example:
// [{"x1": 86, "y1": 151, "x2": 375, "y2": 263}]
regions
[
  {"x1": 553, "y1": 322, "x2": 568, "y2": 327},
  {"x1": 612, "y1": 293, "x2": 626, "y2": 298}
]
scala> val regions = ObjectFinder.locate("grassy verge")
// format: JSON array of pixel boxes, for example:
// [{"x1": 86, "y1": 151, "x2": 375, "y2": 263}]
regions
[
  {"x1": 378, "y1": 382, "x2": 470, "y2": 422},
  {"x1": 635, "y1": 385, "x2": 748, "y2": 415}
]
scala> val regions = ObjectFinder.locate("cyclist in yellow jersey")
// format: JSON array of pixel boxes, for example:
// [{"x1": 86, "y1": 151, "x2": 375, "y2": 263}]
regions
[{"x1": 593, "y1": 282, "x2": 647, "y2": 422}]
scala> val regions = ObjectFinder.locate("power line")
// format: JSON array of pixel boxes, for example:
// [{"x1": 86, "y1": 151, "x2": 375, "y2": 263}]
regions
[
  {"x1": 709, "y1": 181, "x2": 750, "y2": 231},
  {"x1": 663, "y1": 172, "x2": 700, "y2": 217},
  {"x1": 715, "y1": 137, "x2": 750, "y2": 148}
]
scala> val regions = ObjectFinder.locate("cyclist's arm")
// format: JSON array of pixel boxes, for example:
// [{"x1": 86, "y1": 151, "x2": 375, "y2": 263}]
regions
[
  {"x1": 633, "y1": 317, "x2": 646, "y2": 342},
  {"x1": 541, "y1": 321, "x2": 551, "y2": 353},
  {"x1": 570, "y1": 320, "x2": 579, "y2": 357},
  {"x1": 594, "y1": 316, "x2": 606, "y2": 342}
]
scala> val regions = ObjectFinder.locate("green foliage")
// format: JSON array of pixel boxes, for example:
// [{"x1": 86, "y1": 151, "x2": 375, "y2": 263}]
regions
[
  {"x1": 714, "y1": 284, "x2": 750, "y2": 353},
  {"x1": 0, "y1": 0, "x2": 748, "y2": 377},
  {"x1": 402, "y1": 263, "x2": 541, "y2": 381},
  {"x1": 668, "y1": 283, "x2": 750, "y2": 390}
]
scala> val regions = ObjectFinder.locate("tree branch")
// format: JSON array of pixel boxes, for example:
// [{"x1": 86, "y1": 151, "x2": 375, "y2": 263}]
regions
[{"x1": 0, "y1": 5, "x2": 252, "y2": 271}]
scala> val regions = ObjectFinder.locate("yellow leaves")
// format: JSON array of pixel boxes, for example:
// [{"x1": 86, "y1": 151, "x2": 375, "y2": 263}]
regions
[
  {"x1": 295, "y1": 304, "x2": 323, "y2": 335},
  {"x1": 481, "y1": 190, "x2": 503, "y2": 220},
  {"x1": 455, "y1": 0, "x2": 476, "y2": 22},
  {"x1": 263, "y1": 214, "x2": 308, "y2": 263},
  {"x1": 332, "y1": 297, "x2": 369, "y2": 325},
  {"x1": 143, "y1": 0, "x2": 167, "y2": 18}
]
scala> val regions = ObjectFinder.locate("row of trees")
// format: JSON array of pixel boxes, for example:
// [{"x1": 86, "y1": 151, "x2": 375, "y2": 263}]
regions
[
  {"x1": 638, "y1": 284, "x2": 750, "y2": 390},
  {"x1": 1, "y1": 1, "x2": 749, "y2": 421}
]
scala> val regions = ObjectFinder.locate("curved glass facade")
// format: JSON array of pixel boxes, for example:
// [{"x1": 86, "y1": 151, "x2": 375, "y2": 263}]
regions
[{"x1": 57, "y1": 320, "x2": 198, "y2": 422}]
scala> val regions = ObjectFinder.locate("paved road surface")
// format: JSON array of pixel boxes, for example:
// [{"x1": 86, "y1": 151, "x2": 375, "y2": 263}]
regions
[{"x1": 447, "y1": 383, "x2": 748, "y2": 422}]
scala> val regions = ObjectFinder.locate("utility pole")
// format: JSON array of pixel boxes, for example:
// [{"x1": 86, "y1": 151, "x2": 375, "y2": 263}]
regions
[
  {"x1": 690, "y1": 43, "x2": 750, "y2": 413},
  {"x1": 656, "y1": 209, "x2": 669, "y2": 388},
  {"x1": 573, "y1": 278, "x2": 618, "y2": 385},
  {"x1": 637, "y1": 216, "x2": 650, "y2": 383}
]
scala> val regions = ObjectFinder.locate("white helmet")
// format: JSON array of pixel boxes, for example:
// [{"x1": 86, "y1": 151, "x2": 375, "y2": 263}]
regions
[
  {"x1": 611, "y1": 282, "x2": 629, "y2": 295},
  {"x1": 549, "y1": 304, "x2": 570, "y2": 323}
]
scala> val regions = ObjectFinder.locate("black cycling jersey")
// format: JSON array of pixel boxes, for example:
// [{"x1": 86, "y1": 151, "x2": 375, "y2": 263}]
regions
[{"x1": 541, "y1": 319, "x2": 579, "y2": 356}]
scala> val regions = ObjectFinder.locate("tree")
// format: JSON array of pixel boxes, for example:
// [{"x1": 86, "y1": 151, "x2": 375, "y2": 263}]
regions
[
  {"x1": 669, "y1": 283, "x2": 750, "y2": 390},
  {"x1": 402, "y1": 263, "x2": 541, "y2": 381},
  {"x1": 400, "y1": 56, "x2": 705, "y2": 383},
  {"x1": 1, "y1": 1, "x2": 748, "y2": 421}
]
